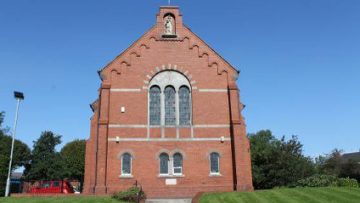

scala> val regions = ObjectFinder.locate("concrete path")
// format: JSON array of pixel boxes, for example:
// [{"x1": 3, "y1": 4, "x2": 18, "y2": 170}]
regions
[{"x1": 145, "y1": 198, "x2": 192, "y2": 203}]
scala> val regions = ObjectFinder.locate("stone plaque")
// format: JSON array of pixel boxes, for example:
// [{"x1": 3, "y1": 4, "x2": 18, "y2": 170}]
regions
[{"x1": 165, "y1": 178, "x2": 177, "y2": 185}]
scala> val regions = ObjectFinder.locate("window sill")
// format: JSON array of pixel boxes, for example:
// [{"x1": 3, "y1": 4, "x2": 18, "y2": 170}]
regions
[
  {"x1": 150, "y1": 125, "x2": 192, "y2": 128},
  {"x1": 209, "y1": 173, "x2": 222, "y2": 177},
  {"x1": 119, "y1": 175, "x2": 133, "y2": 179},
  {"x1": 158, "y1": 174, "x2": 185, "y2": 178}
]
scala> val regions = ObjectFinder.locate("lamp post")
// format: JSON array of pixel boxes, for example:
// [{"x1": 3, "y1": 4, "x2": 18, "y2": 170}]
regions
[{"x1": 5, "y1": 91, "x2": 24, "y2": 197}]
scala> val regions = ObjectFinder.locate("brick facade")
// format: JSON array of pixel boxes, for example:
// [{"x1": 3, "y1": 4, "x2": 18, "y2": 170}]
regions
[{"x1": 83, "y1": 6, "x2": 253, "y2": 198}]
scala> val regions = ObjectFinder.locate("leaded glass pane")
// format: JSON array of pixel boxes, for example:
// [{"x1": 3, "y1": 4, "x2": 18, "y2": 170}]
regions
[
  {"x1": 179, "y1": 86, "x2": 191, "y2": 125},
  {"x1": 160, "y1": 153, "x2": 169, "y2": 174},
  {"x1": 164, "y1": 86, "x2": 176, "y2": 125},
  {"x1": 122, "y1": 153, "x2": 131, "y2": 174},
  {"x1": 173, "y1": 153, "x2": 183, "y2": 174},
  {"x1": 174, "y1": 168, "x2": 182, "y2": 174},
  {"x1": 173, "y1": 153, "x2": 182, "y2": 167},
  {"x1": 150, "y1": 86, "x2": 161, "y2": 125},
  {"x1": 210, "y1": 152, "x2": 219, "y2": 173}
]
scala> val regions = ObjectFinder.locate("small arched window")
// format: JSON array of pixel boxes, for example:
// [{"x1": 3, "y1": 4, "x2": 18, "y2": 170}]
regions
[
  {"x1": 149, "y1": 86, "x2": 161, "y2": 125},
  {"x1": 179, "y1": 86, "x2": 191, "y2": 125},
  {"x1": 210, "y1": 152, "x2": 220, "y2": 174},
  {"x1": 173, "y1": 153, "x2": 183, "y2": 175},
  {"x1": 159, "y1": 153, "x2": 169, "y2": 175},
  {"x1": 121, "y1": 153, "x2": 132, "y2": 176},
  {"x1": 164, "y1": 86, "x2": 176, "y2": 125}
]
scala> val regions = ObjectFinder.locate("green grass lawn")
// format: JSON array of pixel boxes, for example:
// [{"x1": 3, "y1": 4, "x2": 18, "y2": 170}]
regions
[
  {"x1": 200, "y1": 187, "x2": 360, "y2": 203},
  {"x1": 0, "y1": 196, "x2": 129, "y2": 203},
  {"x1": 1, "y1": 187, "x2": 359, "y2": 203}
]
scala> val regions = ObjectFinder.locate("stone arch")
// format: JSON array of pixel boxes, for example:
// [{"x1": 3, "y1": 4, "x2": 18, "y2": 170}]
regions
[
  {"x1": 117, "y1": 150, "x2": 135, "y2": 160},
  {"x1": 155, "y1": 149, "x2": 171, "y2": 160},
  {"x1": 163, "y1": 12, "x2": 176, "y2": 19},
  {"x1": 206, "y1": 150, "x2": 223, "y2": 160},
  {"x1": 170, "y1": 149, "x2": 186, "y2": 160},
  {"x1": 149, "y1": 71, "x2": 191, "y2": 92},
  {"x1": 143, "y1": 64, "x2": 197, "y2": 90}
]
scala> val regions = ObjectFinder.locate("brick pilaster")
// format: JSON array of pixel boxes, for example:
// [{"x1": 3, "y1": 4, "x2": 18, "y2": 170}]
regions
[
  {"x1": 94, "y1": 83, "x2": 111, "y2": 193},
  {"x1": 228, "y1": 82, "x2": 254, "y2": 191}
]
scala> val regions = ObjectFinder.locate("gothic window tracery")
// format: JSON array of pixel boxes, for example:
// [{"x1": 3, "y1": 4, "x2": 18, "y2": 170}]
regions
[{"x1": 149, "y1": 71, "x2": 192, "y2": 126}]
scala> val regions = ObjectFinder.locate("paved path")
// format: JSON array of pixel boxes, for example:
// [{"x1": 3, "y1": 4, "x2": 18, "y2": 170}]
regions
[{"x1": 145, "y1": 198, "x2": 192, "y2": 203}]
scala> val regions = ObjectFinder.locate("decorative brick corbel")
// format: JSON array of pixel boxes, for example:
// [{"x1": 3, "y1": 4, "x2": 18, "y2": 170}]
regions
[{"x1": 101, "y1": 83, "x2": 111, "y2": 89}]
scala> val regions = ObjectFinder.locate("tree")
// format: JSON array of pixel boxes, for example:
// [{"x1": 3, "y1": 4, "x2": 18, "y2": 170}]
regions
[
  {"x1": 249, "y1": 130, "x2": 315, "y2": 189},
  {"x1": 315, "y1": 149, "x2": 343, "y2": 176},
  {"x1": 340, "y1": 159, "x2": 360, "y2": 181},
  {"x1": 60, "y1": 139, "x2": 86, "y2": 189},
  {"x1": 0, "y1": 112, "x2": 4, "y2": 127},
  {"x1": 0, "y1": 112, "x2": 31, "y2": 196},
  {"x1": 24, "y1": 131, "x2": 64, "y2": 181},
  {"x1": 315, "y1": 149, "x2": 360, "y2": 182}
]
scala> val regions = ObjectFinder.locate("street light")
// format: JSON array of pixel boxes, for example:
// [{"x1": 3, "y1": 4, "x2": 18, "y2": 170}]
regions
[{"x1": 5, "y1": 91, "x2": 24, "y2": 197}]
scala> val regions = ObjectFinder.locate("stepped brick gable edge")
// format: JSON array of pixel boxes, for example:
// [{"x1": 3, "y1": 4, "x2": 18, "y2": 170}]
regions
[{"x1": 83, "y1": 6, "x2": 253, "y2": 198}]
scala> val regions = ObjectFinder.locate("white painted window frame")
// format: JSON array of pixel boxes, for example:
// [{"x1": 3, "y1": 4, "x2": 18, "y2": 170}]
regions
[
  {"x1": 159, "y1": 153, "x2": 184, "y2": 177},
  {"x1": 172, "y1": 153, "x2": 183, "y2": 176}
]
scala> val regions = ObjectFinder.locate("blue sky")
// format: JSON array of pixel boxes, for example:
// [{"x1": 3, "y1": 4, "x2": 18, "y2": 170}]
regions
[{"x1": 0, "y1": 0, "x2": 359, "y2": 157}]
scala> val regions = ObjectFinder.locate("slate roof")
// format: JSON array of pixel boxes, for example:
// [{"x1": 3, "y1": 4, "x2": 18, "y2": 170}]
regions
[{"x1": 342, "y1": 152, "x2": 360, "y2": 162}]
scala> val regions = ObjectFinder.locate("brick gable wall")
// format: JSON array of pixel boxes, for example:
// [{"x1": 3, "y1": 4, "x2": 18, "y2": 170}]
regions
[{"x1": 83, "y1": 6, "x2": 253, "y2": 198}]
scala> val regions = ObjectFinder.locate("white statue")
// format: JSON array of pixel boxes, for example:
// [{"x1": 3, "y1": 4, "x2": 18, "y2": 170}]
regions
[{"x1": 164, "y1": 16, "x2": 173, "y2": 35}]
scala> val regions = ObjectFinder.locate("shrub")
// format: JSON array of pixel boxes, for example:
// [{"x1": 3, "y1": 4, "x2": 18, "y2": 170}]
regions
[
  {"x1": 337, "y1": 177, "x2": 359, "y2": 187},
  {"x1": 297, "y1": 174, "x2": 359, "y2": 188},
  {"x1": 297, "y1": 174, "x2": 338, "y2": 187},
  {"x1": 112, "y1": 186, "x2": 146, "y2": 202}
]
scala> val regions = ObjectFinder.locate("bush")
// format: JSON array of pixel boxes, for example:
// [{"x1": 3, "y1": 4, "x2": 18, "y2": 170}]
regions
[
  {"x1": 297, "y1": 174, "x2": 338, "y2": 187},
  {"x1": 297, "y1": 174, "x2": 359, "y2": 188},
  {"x1": 337, "y1": 177, "x2": 359, "y2": 187},
  {"x1": 112, "y1": 186, "x2": 146, "y2": 202}
]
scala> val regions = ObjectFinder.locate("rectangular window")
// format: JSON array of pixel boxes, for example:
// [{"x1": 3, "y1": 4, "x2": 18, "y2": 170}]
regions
[
  {"x1": 173, "y1": 167, "x2": 182, "y2": 175},
  {"x1": 52, "y1": 181, "x2": 60, "y2": 187},
  {"x1": 41, "y1": 182, "x2": 50, "y2": 188}
]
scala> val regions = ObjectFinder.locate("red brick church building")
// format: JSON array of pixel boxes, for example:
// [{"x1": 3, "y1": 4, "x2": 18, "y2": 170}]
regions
[{"x1": 83, "y1": 6, "x2": 253, "y2": 198}]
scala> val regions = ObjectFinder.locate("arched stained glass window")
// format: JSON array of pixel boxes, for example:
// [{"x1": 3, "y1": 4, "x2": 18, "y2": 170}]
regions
[
  {"x1": 160, "y1": 153, "x2": 169, "y2": 174},
  {"x1": 210, "y1": 152, "x2": 220, "y2": 174},
  {"x1": 179, "y1": 86, "x2": 191, "y2": 125},
  {"x1": 149, "y1": 71, "x2": 193, "y2": 127},
  {"x1": 164, "y1": 86, "x2": 176, "y2": 125},
  {"x1": 149, "y1": 86, "x2": 161, "y2": 125},
  {"x1": 122, "y1": 153, "x2": 132, "y2": 175},
  {"x1": 173, "y1": 153, "x2": 183, "y2": 175}
]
